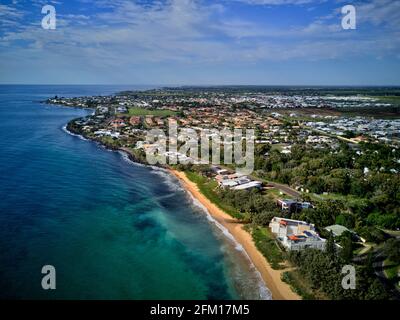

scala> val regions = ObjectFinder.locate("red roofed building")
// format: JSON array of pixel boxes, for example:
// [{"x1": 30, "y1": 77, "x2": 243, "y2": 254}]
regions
[{"x1": 130, "y1": 116, "x2": 141, "y2": 126}]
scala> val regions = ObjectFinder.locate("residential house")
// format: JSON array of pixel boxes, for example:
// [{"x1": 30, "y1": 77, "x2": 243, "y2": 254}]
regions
[{"x1": 269, "y1": 217, "x2": 326, "y2": 251}]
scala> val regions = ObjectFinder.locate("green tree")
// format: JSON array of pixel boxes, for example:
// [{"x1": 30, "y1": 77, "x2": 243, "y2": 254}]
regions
[
  {"x1": 326, "y1": 232, "x2": 336, "y2": 260},
  {"x1": 384, "y1": 238, "x2": 400, "y2": 264},
  {"x1": 335, "y1": 213, "x2": 355, "y2": 229},
  {"x1": 339, "y1": 231, "x2": 354, "y2": 263}
]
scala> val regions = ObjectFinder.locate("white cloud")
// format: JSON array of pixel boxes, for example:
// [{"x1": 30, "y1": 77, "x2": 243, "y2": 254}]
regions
[
  {"x1": 229, "y1": 0, "x2": 318, "y2": 5},
  {"x1": 356, "y1": 0, "x2": 400, "y2": 28},
  {"x1": 0, "y1": 4, "x2": 25, "y2": 27},
  {"x1": 0, "y1": 0, "x2": 399, "y2": 84}
]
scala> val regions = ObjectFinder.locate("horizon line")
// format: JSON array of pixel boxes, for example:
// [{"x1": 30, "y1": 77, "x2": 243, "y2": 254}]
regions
[{"x1": 1, "y1": 84, "x2": 400, "y2": 88}]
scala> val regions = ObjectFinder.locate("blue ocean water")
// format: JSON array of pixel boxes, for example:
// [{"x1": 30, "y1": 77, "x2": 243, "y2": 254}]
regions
[{"x1": 0, "y1": 85, "x2": 270, "y2": 300}]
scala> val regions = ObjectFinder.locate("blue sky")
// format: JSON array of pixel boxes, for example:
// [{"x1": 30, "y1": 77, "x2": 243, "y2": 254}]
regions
[{"x1": 0, "y1": 0, "x2": 399, "y2": 85}]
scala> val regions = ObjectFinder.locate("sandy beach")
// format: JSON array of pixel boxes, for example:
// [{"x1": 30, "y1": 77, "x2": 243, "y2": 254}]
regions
[{"x1": 169, "y1": 169, "x2": 300, "y2": 301}]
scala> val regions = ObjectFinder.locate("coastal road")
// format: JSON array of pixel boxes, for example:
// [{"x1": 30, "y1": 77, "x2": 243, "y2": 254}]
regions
[{"x1": 268, "y1": 181, "x2": 302, "y2": 199}]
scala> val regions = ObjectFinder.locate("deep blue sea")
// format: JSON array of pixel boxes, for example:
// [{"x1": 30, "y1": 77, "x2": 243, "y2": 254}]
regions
[{"x1": 0, "y1": 85, "x2": 270, "y2": 299}]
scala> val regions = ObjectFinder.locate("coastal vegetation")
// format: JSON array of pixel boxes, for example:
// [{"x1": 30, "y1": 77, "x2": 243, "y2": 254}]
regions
[
  {"x1": 281, "y1": 270, "x2": 320, "y2": 300},
  {"x1": 184, "y1": 170, "x2": 242, "y2": 219},
  {"x1": 288, "y1": 245, "x2": 389, "y2": 300},
  {"x1": 246, "y1": 225, "x2": 285, "y2": 270}
]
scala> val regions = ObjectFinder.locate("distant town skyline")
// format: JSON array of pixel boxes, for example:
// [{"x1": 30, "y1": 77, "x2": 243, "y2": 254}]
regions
[{"x1": 0, "y1": 0, "x2": 399, "y2": 85}]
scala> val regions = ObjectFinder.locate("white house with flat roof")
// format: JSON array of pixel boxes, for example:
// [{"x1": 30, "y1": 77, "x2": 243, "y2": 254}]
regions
[
  {"x1": 269, "y1": 217, "x2": 326, "y2": 251},
  {"x1": 232, "y1": 180, "x2": 262, "y2": 191}
]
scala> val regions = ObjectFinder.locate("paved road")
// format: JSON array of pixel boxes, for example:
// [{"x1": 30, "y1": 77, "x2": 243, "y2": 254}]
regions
[{"x1": 268, "y1": 181, "x2": 302, "y2": 198}]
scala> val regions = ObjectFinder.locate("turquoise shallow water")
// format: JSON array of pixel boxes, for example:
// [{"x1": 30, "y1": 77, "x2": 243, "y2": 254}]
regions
[{"x1": 0, "y1": 85, "x2": 271, "y2": 300}]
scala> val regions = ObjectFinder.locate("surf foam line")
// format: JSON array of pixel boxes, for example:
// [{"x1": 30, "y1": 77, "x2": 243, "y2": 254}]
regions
[
  {"x1": 63, "y1": 124, "x2": 114, "y2": 153},
  {"x1": 184, "y1": 186, "x2": 272, "y2": 300},
  {"x1": 62, "y1": 125, "x2": 89, "y2": 141},
  {"x1": 118, "y1": 150, "x2": 148, "y2": 168},
  {"x1": 118, "y1": 151, "x2": 185, "y2": 192}
]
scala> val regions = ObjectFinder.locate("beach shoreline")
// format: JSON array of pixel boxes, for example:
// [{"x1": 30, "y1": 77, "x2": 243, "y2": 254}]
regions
[
  {"x1": 169, "y1": 169, "x2": 300, "y2": 301},
  {"x1": 64, "y1": 123, "x2": 300, "y2": 300}
]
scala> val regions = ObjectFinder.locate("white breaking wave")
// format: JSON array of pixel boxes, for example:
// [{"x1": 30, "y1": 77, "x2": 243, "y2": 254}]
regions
[
  {"x1": 151, "y1": 168, "x2": 184, "y2": 192},
  {"x1": 63, "y1": 124, "x2": 110, "y2": 153},
  {"x1": 118, "y1": 151, "x2": 147, "y2": 168},
  {"x1": 118, "y1": 151, "x2": 184, "y2": 192},
  {"x1": 62, "y1": 125, "x2": 88, "y2": 141}
]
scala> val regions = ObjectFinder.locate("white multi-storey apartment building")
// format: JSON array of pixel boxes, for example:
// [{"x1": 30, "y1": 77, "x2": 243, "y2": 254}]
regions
[{"x1": 269, "y1": 217, "x2": 326, "y2": 251}]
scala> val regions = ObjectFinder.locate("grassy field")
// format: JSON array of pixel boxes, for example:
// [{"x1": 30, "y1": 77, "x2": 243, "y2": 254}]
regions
[
  {"x1": 281, "y1": 270, "x2": 326, "y2": 300},
  {"x1": 128, "y1": 107, "x2": 177, "y2": 117},
  {"x1": 374, "y1": 96, "x2": 400, "y2": 104},
  {"x1": 265, "y1": 187, "x2": 294, "y2": 200},
  {"x1": 270, "y1": 144, "x2": 284, "y2": 152},
  {"x1": 340, "y1": 101, "x2": 400, "y2": 119},
  {"x1": 310, "y1": 192, "x2": 368, "y2": 207},
  {"x1": 245, "y1": 225, "x2": 286, "y2": 270},
  {"x1": 184, "y1": 171, "x2": 243, "y2": 219}
]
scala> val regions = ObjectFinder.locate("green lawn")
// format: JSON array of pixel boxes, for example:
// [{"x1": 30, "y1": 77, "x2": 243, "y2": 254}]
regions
[
  {"x1": 127, "y1": 107, "x2": 177, "y2": 117},
  {"x1": 310, "y1": 192, "x2": 367, "y2": 207},
  {"x1": 245, "y1": 225, "x2": 286, "y2": 270},
  {"x1": 265, "y1": 187, "x2": 294, "y2": 200},
  {"x1": 270, "y1": 144, "x2": 284, "y2": 152},
  {"x1": 374, "y1": 96, "x2": 400, "y2": 104}
]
